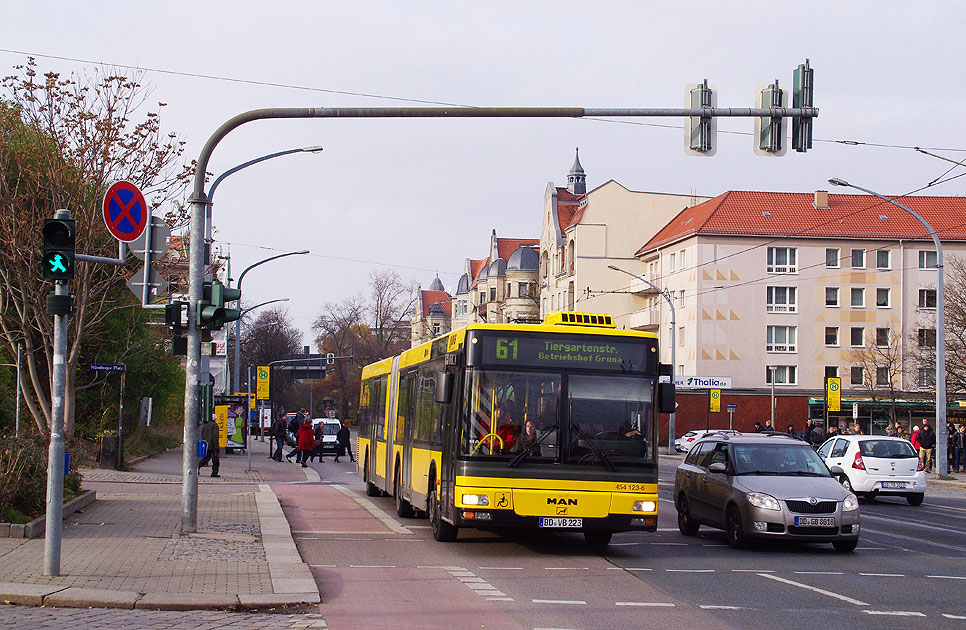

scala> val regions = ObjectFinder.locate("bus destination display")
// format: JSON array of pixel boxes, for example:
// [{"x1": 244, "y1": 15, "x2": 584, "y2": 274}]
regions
[{"x1": 480, "y1": 333, "x2": 653, "y2": 372}]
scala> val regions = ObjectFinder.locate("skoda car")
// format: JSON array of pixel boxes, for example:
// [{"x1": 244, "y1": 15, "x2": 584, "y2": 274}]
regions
[
  {"x1": 816, "y1": 435, "x2": 925, "y2": 505},
  {"x1": 673, "y1": 432, "x2": 860, "y2": 551}
]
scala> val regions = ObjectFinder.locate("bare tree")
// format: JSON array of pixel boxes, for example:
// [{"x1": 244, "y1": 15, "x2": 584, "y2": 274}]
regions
[
  {"x1": 0, "y1": 59, "x2": 189, "y2": 435},
  {"x1": 854, "y1": 328, "x2": 903, "y2": 426},
  {"x1": 909, "y1": 255, "x2": 966, "y2": 397},
  {"x1": 239, "y1": 307, "x2": 303, "y2": 409},
  {"x1": 366, "y1": 269, "x2": 416, "y2": 359},
  {"x1": 313, "y1": 296, "x2": 365, "y2": 420}
]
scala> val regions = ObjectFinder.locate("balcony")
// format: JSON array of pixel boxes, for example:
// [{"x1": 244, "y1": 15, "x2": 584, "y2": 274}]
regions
[
  {"x1": 628, "y1": 307, "x2": 661, "y2": 330},
  {"x1": 629, "y1": 275, "x2": 661, "y2": 294}
]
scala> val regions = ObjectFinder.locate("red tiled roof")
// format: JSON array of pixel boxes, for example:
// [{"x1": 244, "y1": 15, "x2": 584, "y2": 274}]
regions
[
  {"x1": 421, "y1": 290, "x2": 452, "y2": 317},
  {"x1": 554, "y1": 187, "x2": 585, "y2": 233},
  {"x1": 469, "y1": 258, "x2": 488, "y2": 288},
  {"x1": 637, "y1": 191, "x2": 966, "y2": 255},
  {"x1": 497, "y1": 238, "x2": 539, "y2": 260}
]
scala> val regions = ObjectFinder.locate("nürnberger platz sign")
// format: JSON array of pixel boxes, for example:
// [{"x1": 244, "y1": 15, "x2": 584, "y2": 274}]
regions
[{"x1": 674, "y1": 376, "x2": 732, "y2": 389}]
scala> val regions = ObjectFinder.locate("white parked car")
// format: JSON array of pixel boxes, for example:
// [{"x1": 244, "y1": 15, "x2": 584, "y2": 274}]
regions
[
  {"x1": 312, "y1": 418, "x2": 342, "y2": 455},
  {"x1": 816, "y1": 435, "x2": 926, "y2": 505},
  {"x1": 675, "y1": 429, "x2": 741, "y2": 453}
]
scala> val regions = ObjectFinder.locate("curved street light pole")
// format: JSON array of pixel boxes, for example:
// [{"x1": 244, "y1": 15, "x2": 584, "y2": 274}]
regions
[
  {"x1": 828, "y1": 178, "x2": 947, "y2": 476},
  {"x1": 232, "y1": 253, "x2": 309, "y2": 393},
  {"x1": 609, "y1": 264, "x2": 676, "y2": 452}
]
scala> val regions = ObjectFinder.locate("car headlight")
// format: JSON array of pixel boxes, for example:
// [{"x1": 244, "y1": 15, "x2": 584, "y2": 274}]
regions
[
  {"x1": 461, "y1": 494, "x2": 489, "y2": 506},
  {"x1": 746, "y1": 492, "x2": 781, "y2": 511},
  {"x1": 842, "y1": 494, "x2": 859, "y2": 512}
]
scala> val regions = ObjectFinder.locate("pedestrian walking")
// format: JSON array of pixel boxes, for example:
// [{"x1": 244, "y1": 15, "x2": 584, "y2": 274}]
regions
[
  {"x1": 308, "y1": 420, "x2": 326, "y2": 463},
  {"x1": 297, "y1": 415, "x2": 315, "y2": 468},
  {"x1": 198, "y1": 414, "x2": 221, "y2": 478},
  {"x1": 952, "y1": 424, "x2": 966, "y2": 473},
  {"x1": 918, "y1": 423, "x2": 937, "y2": 472},
  {"x1": 286, "y1": 409, "x2": 307, "y2": 462},
  {"x1": 911, "y1": 425, "x2": 921, "y2": 450},
  {"x1": 335, "y1": 418, "x2": 355, "y2": 463},
  {"x1": 886, "y1": 422, "x2": 899, "y2": 438},
  {"x1": 271, "y1": 413, "x2": 287, "y2": 461}
]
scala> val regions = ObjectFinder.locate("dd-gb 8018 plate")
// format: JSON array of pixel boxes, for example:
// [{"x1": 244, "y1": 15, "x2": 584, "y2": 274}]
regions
[
  {"x1": 794, "y1": 516, "x2": 835, "y2": 527},
  {"x1": 539, "y1": 517, "x2": 583, "y2": 528}
]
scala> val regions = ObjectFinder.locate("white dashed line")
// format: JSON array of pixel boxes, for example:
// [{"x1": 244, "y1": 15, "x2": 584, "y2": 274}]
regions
[
  {"x1": 701, "y1": 605, "x2": 749, "y2": 610},
  {"x1": 794, "y1": 571, "x2": 843, "y2": 575},
  {"x1": 479, "y1": 566, "x2": 523, "y2": 570},
  {"x1": 616, "y1": 602, "x2": 675, "y2": 607},
  {"x1": 927, "y1": 575, "x2": 966, "y2": 580},
  {"x1": 757, "y1": 573, "x2": 869, "y2": 606},
  {"x1": 943, "y1": 614, "x2": 966, "y2": 620},
  {"x1": 545, "y1": 567, "x2": 590, "y2": 570},
  {"x1": 458, "y1": 577, "x2": 486, "y2": 583},
  {"x1": 487, "y1": 596, "x2": 515, "y2": 601},
  {"x1": 667, "y1": 569, "x2": 714, "y2": 573},
  {"x1": 859, "y1": 573, "x2": 905, "y2": 577},
  {"x1": 863, "y1": 610, "x2": 926, "y2": 617},
  {"x1": 533, "y1": 600, "x2": 587, "y2": 605},
  {"x1": 651, "y1": 542, "x2": 687, "y2": 546},
  {"x1": 349, "y1": 565, "x2": 395, "y2": 568},
  {"x1": 732, "y1": 569, "x2": 774, "y2": 573}
]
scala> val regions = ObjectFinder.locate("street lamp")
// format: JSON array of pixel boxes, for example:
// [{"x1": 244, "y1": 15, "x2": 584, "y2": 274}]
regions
[
  {"x1": 233, "y1": 253, "x2": 309, "y2": 393},
  {"x1": 828, "y1": 178, "x2": 948, "y2": 476},
  {"x1": 608, "y1": 264, "x2": 677, "y2": 452}
]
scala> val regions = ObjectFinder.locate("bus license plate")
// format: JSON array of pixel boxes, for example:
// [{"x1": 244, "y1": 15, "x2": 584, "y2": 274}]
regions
[
  {"x1": 794, "y1": 517, "x2": 834, "y2": 526},
  {"x1": 539, "y1": 517, "x2": 583, "y2": 528}
]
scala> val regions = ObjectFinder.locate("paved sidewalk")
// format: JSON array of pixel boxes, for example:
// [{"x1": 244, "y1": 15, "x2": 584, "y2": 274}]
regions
[{"x1": 0, "y1": 436, "x2": 323, "y2": 611}]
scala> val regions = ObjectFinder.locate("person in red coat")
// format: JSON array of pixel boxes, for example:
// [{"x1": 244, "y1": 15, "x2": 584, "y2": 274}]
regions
[{"x1": 297, "y1": 417, "x2": 315, "y2": 468}]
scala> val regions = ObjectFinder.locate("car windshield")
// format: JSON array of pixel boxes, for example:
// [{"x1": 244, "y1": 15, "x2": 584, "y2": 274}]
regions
[
  {"x1": 732, "y1": 444, "x2": 830, "y2": 476},
  {"x1": 323, "y1": 423, "x2": 340, "y2": 436},
  {"x1": 859, "y1": 439, "x2": 917, "y2": 458}
]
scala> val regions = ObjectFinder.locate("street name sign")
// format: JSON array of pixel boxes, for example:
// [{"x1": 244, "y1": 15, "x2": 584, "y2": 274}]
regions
[
  {"x1": 89, "y1": 364, "x2": 126, "y2": 372},
  {"x1": 102, "y1": 180, "x2": 148, "y2": 243}
]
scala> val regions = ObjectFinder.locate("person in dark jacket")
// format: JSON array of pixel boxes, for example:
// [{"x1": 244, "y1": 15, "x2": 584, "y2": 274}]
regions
[
  {"x1": 334, "y1": 419, "x2": 355, "y2": 463},
  {"x1": 297, "y1": 416, "x2": 315, "y2": 468},
  {"x1": 271, "y1": 414, "x2": 288, "y2": 461},
  {"x1": 953, "y1": 424, "x2": 966, "y2": 473},
  {"x1": 198, "y1": 415, "x2": 221, "y2": 477},
  {"x1": 918, "y1": 423, "x2": 937, "y2": 472}
]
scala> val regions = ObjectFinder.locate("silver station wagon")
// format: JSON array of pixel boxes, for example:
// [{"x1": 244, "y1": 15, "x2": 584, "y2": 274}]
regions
[{"x1": 673, "y1": 432, "x2": 861, "y2": 551}]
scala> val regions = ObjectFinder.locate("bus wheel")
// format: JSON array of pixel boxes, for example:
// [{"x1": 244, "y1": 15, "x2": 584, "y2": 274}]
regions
[
  {"x1": 430, "y1": 488, "x2": 458, "y2": 542},
  {"x1": 364, "y1": 457, "x2": 379, "y2": 497},
  {"x1": 395, "y1": 475, "x2": 415, "y2": 518},
  {"x1": 584, "y1": 530, "x2": 613, "y2": 546}
]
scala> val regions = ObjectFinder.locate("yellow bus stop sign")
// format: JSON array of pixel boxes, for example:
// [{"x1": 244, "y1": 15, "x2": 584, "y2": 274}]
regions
[
  {"x1": 710, "y1": 389, "x2": 721, "y2": 412},
  {"x1": 826, "y1": 378, "x2": 841, "y2": 412},
  {"x1": 256, "y1": 366, "x2": 270, "y2": 400}
]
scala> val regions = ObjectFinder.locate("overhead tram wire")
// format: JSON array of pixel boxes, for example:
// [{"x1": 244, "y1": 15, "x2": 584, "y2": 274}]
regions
[{"x1": 3, "y1": 47, "x2": 966, "y2": 154}]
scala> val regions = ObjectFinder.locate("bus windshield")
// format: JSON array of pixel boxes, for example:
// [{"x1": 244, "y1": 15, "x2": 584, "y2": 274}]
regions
[{"x1": 458, "y1": 370, "x2": 653, "y2": 467}]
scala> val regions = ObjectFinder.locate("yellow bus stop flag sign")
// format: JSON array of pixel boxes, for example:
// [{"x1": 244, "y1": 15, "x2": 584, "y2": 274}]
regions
[
  {"x1": 256, "y1": 366, "x2": 270, "y2": 400},
  {"x1": 710, "y1": 389, "x2": 721, "y2": 413},
  {"x1": 826, "y1": 378, "x2": 841, "y2": 412}
]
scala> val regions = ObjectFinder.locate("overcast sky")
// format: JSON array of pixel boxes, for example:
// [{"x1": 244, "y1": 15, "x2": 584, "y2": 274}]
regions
[{"x1": 4, "y1": 1, "x2": 965, "y2": 343}]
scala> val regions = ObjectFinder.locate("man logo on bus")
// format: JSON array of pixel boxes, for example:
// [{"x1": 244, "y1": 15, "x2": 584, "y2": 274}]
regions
[{"x1": 547, "y1": 498, "x2": 578, "y2": 505}]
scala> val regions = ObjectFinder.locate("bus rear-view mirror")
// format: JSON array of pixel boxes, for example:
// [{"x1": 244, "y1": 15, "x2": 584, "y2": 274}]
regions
[
  {"x1": 435, "y1": 372, "x2": 454, "y2": 404},
  {"x1": 658, "y1": 382, "x2": 676, "y2": 414}
]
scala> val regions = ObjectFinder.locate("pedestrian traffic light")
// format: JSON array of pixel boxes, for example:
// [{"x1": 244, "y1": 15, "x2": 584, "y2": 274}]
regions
[
  {"x1": 42, "y1": 217, "x2": 76, "y2": 280},
  {"x1": 197, "y1": 280, "x2": 242, "y2": 330}
]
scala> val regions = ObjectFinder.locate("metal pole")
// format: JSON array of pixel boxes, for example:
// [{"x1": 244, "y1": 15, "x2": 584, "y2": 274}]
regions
[
  {"x1": 44, "y1": 279, "x2": 68, "y2": 575},
  {"x1": 117, "y1": 370, "x2": 125, "y2": 470},
  {"x1": 770, "y1": 366, "x2": 777, "y2": 427},
  {"x1": 828, "y1": 179, "x2": 948, "y2": 475},
  {"x1": 15, "y1": 342, "x2": 21, "y2": 437},
  {"x1": 181, "y1": 192, "x2": 205, "y2": 534},
  {"x1": 141, "y1": 211, "x2": 152, "y2": 306}
]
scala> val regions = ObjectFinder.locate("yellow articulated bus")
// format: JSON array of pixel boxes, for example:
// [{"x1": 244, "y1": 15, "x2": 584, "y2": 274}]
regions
[{"x1": 356, "y1": 311, "x2": 676, "y2": 545}]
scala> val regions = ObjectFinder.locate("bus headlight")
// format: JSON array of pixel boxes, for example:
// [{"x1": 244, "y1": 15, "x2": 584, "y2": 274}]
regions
[
  {"x1": 632, "y1": 500, "x2": 656, "y2": 512},
  {"x1": 462, "y1": 494, "x2": 489, "y2": 506}
]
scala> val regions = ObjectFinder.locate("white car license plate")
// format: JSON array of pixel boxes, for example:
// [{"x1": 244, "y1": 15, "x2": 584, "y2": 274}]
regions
[
  {"x1": 795, "y1": 517, "x2": 835, "y2": 527},
  {"x1": 881, "y1": 481, "x2": 907, "y2": 489},
  {"x1": 539, "y1": 517, "x2": 583, "y2": 528}
]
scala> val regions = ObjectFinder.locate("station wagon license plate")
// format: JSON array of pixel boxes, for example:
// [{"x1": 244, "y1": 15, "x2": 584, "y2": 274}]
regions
[
  {"x1": 881, "y1": 481, "x2": 907, "y2": 489},
  {"x1": 539, "y1": 517, "x2": 583, "y2": 528},
  {"x1": 795, "y1": 517, "x2": 834, "y2": 526}
]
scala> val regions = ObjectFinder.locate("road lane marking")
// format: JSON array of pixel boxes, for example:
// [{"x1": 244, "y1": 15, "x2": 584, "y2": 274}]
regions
[
  {"x1": 533, "y1": 600, "x2": 586, "y2": 605},
  {"x1": 794, "y1": 571, "x2": 843, "y2": 575},
  {"x1": 859, "y1": 573, "x2": 905, "y2": 577},
  {"x1": 701, "y1": 605, "x2": 749, "y2": 610},
  {"x1": 308, "y1": 564, "x2": 338, "y2": 568},
  {"x1": 419, "y1": 566, "x2": 465, "y2": 570},
  {"x1": 927, "y1": 575, "x2": 966, "y2": 580},
  {"x1": 863, "y1": 513, "x2": 966, "y2": 535},
  {"x1": 333, "y1": 483, "x2": 413, "y2": 534},
  {"x1": 479, "y1": 566, "x2": 523, "y2": 570},
  {"x1": 943, "y1": 614, "x2": 966, "y2": 619},
  {"x1": 732, "y1": 569, "x2": 774, "y2": 573},
  {"x1": 487, "y1": 597, "x2": 514, "y2": 601},
  {"x1": 667, "y1": 569, "x2": 715, "y2": 573},
  {"x1": 862, "y1": 528, "x2": 966, "y2": 553},
  {"x1": 545, "y1": 567, "x2": 589, "y2": 570},
  {"x1": 616, "y1": 602, "x2": 675, "y2": 607},
  {"x1": 863, "y1": 611, "x2": 926, "y2": 617},
  {"x1": 350, "y1": 565, "x2": 395, "y2": 568},
  {"x1": 757, "y1": 573, "x2": 869, "y2": 606},
  {"x1": 651, "y1": 542, "x2": 687, "y2": 546}
]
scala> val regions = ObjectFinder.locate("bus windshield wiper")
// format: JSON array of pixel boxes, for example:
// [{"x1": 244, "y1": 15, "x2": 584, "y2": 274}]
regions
[
  {"x1": 571, "y1": 424, "x2": 615, "y2": 471},
  {"x1": 507, "y1": 423, "x2": 557, "y2": 468}
]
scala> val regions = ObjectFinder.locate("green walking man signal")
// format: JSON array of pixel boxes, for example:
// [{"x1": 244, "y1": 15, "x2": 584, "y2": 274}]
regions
[{"x1": 42, "y1": 217, "x2": 76, "y2": 280}]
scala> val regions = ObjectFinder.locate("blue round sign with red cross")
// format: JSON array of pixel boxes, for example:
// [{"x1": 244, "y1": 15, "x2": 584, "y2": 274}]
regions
[{"x1": 102, "y1": 180, "x2": 148, "y2": 243}]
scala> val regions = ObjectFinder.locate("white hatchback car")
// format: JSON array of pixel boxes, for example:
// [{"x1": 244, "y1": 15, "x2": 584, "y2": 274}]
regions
[
  {"x1": 675, "y1": 429, "x2": 740, "y2": 453},
  {"x1": 816, "y1": 435, "x2": 926, "y2": 505}
]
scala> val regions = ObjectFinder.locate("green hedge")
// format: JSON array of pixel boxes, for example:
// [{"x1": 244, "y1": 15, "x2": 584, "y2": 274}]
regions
[{"x1": 0, "y1": 432, "x2": 83, "y2": 523}]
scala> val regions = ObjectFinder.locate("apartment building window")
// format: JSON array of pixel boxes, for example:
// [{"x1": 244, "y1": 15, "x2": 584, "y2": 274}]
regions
[
  {"x1": 919, "y1": 250, "x2": 938, "y2": 269},
  {"x1": 919, "y1": 328, "x2": 936, "y2": 348},
  {"x1": 826, "y1": 287, "x2": 839, "y2": 307},
  {"x1": 678, "y1": 326, "x2": 685, "y2": 346},
  {"x1": 850, "y1": 327, "x2": 864, "y2": 347},
  {"x1": 766, "y1": 365, "x2": 797, "y2": 385},
  {"x1": 919, "y1": 368, "x2": 935, "y2": 387},
  {"x1": 851, "y1": 367, "x2": 864, "y2": 386},
  {"x1": 877, "y1": 250, "x2": 890, "y2": 269},
  {"x1": 767, "y1": 247, "x2": 797, "y2": 273},
  {"x1": 825, "y1": 327, "x2": 839, "y2": 346},
  {"x1": 766, "y1": 286, "x2": 797, "y2": 312},
  {"x1": 851, "y1": 287, "x2": 865, "y2": 307},
  {"x1": 876, "y1": 367, "x2": 889, "y2": 386},
  {"x1": 678, "y1": 289, "x2": 685, "y2": 307},
  {"x1": 851, "y1": 248, "x2": 866, "y2": 269},
  {"x1": 876, "y1": 288, "x2": 890, "y2": 307},
  {"x1": 669, "y1": 253, "x2": 676, "y2": 271},
  {"x1": 679, "y1": 249, "x2": 687, "y2": 270},
  {"x1": 766, "y1": 325, "x2": 797, "y2": 352},
  {"x1": 919, "y1": 289, "x2": 937, "y2": 308},
  {"x1": 433, "y1": 322, "x2": 441, "y2": 335},
  {"x1": 490, "y1": 287, "x2": 497, "y2": 301},
  {"x1": 876, "y1": 328, "x2": 890, "y2": 347},
  {"x1": 507, "y1": 282, "x2": 511, "y2": 297},
  {"x1": 826, "y1": 248, "x2": 840, "y2": 268},
  {"x1": 518, "y1": 282, "x2": 528, "y2": 298},
  {"x1": 825, "y1": 366, "x2": 839, "y2": 379},
  {"x1": 480, "y1": 291, "x2": 486, "y2": 305}
]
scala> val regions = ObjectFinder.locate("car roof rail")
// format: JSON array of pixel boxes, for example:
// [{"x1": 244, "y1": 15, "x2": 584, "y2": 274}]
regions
[
  {"x1": 703, "y1": 430, "x2": 735, "y2": 440},
  {"x1": 760, "y1": 431, "x2": 799, "y2": 440}
]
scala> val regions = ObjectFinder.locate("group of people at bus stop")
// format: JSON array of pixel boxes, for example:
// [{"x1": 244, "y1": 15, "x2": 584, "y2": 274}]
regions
[{"x1": 269, "y1": 409, "x2": 354, "y2": 466}]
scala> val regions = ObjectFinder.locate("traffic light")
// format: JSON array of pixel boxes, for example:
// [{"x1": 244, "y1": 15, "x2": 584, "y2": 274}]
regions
[
  {"x1": 42, "y1": 217, "x2": 76, "y2": 280},
  {"x1": 165, "y1": 300, "x2": 187, "y2": 331},
  {"x1": 754, "y1": 80, "x2": 787, "y2": 157},
  {"x1": 685, "y1": 79, "x2": 717, "y2": 156},
  {"x1": 197, "y1": 280, "x2": 242, "y2": 330},
  {"x1": 792, "y1": 59, "x2": 814, "y2": 152},
  {"x1": 326, "y1": 352, "x2": 335, "y2": 366}
]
